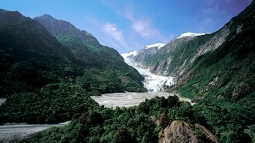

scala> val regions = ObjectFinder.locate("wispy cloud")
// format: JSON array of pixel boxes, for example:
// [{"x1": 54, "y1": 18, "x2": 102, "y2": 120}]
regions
[
  {"x1": 86, "y1": 1, "x2": 168, "y2": 52},
  {"x1": 103, "y1": 23, "x2": 126, "y2": 46},
  {"x1": 120, "y1": 8, "x2": 162, "y2": 39},
  {"x1": 132, "y1": 20, "x2": 158, "y2": 38},
  {"x1": 84, "y1": 16, "x2": 131, "y2": 52}
]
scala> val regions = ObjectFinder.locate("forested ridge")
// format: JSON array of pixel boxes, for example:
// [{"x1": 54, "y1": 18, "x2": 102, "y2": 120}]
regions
[
  {"x1": 0, "y1": 9, "x2": 145, "y2": 124},
  {"x1": 34, "y1": 14, "x2": 147, "y2": 93},
  {"x1": 170, "y1": 1, "x2": 255, "y2": 142}
]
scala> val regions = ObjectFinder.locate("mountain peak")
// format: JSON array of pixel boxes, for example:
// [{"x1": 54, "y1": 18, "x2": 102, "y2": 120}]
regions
[
  {"x1": 37, "y1": 14, "x2": 55, "y2": 20},
  {"x1": 145, "y1": 43, "x2": 166, "y2": 49},
  {"x1": 177, "y1": 32, "x2": 206, "y2": 39},
  {"x1": 0, "y1": 9, "x2": 23, "y2": 21}
]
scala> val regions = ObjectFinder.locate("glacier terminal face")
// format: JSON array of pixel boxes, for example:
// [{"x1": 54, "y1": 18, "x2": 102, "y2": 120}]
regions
[{"x1": 121, "y1": 53, "x2": 175, "y2": 92}]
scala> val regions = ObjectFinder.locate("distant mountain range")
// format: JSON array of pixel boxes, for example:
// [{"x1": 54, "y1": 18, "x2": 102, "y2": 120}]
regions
[{"x1": 126, "y1": 32, "x2": 208, "y2": 75}]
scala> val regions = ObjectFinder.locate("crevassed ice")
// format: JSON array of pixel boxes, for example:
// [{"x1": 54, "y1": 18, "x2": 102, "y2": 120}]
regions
[{"x1": 121, "y1": 53, "x2": 174, "y2": 92}]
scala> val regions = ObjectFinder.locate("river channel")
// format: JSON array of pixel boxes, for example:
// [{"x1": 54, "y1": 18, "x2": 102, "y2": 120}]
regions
[{"x1": 0, "y1": 121, "x2": 70, "y2": 142}]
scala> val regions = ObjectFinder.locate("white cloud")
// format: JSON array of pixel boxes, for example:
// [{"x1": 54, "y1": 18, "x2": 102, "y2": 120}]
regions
[
  {"x1": 84, "y1": 16, "x2": 132, "y2": 53},
  {"x1": 132, "y1": 20, "x2": 157, "y2": 38},
  {"x1": 85, "y1": 2, "x2": 168, "y2": 52},
  {"x1": 118, "y1": 7, "x2": 163, "y2": 39},
  {"x1": 103, "y1": 23, "x2": 126, "y2": 46}
]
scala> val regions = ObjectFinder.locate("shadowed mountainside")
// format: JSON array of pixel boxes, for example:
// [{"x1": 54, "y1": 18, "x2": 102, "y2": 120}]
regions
[{"x1": 0, "y1": 9, "x2": 145, "y2": 124}]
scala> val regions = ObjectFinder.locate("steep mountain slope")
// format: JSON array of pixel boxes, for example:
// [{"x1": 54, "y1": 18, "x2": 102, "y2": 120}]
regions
[
  {"x1": 34, "y1": 15, "x2": 111, "y2": 67},
  {"x1": 130, "y1": 29, "x2": 229, "y2": 77},
  {"x1": 0, "y1": 9, "x2": 79, "y2": 97},
  {"x1": 175, "y1": 0, "x2": 255, "y2": 105},
  {"x1": 127, "y1": 1, "x2": 255, "y2": 142},
  {"x1": 128, "y1": 43, "x2": 165, "y2": 68},
  {"x1": 0, "y1": 9, "x2": 145, "y2": 123},
  {"x1": 159, "y1": 1, "x2": 255, "y2": 142},
  {"x1": 34, "y1": 15, "x2": 146, "y2": 93}
]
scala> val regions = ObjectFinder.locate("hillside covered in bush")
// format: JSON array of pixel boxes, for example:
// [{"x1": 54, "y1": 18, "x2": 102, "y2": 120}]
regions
[{"x1": 0, "y1": 9, "x2": 146, "y2": 124}]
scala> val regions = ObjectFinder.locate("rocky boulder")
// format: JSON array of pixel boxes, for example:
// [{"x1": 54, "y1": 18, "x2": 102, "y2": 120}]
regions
[{"x1": 158, "y1": 120, "x2": 198, "y2": 143}]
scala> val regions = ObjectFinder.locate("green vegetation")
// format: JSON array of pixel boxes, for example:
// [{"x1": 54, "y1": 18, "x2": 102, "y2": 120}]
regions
[
  {"x1": 175, "y1": 0, "x2": 255, "y2": 107},
  {"x1": 0, "y1": 10, "x2": 145, "y2": 123},
  {"x1": 135, "y1": 34, "x2": 214, "y2": 75},
  {"x1": 172, "y1": 1, "x2": 255, "y2": 142},
  {"x1": 0, "y1": 83, "x2": 99, "y2": 124},
  {"x1": 1, "y1": 1, "x2": 255, "y2": 142},
  {"x1": 34, "y1": 14, "x2": 146, "y2": 93},
  {"x1": 20, "y1": 94, "x2": 252, "y2": 143},
  {"x1": 18, "y1": 96, "x2": 196, "y2": 143}
]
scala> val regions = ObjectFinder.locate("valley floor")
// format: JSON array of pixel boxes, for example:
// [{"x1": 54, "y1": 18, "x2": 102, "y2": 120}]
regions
[
  {"x1": 91, "y1": 92, "x2": 192, "y2": 108},
  {"x1": 0, "y1": 121, "x2": 70, "y2": 142}
]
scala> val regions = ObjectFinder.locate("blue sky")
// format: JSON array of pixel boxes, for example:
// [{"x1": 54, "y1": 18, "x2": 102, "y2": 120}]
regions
[{"x1": 1, "y1": 0, "x2": 252, "y2": 53}]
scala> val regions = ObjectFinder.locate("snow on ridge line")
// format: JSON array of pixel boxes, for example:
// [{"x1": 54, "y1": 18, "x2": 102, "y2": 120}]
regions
[
  {"x1": 145, "y1": 43, "x2": 166, "y2": 49},
  {"x1": 121, "y1": 51, "x2": 138, "y2": 58},
  {"x1": 121, "y1": 43, "x2": 165, "y2": 59},
  {"x1": 177, "y1": 32, "x2": 206, "y2": 39}
]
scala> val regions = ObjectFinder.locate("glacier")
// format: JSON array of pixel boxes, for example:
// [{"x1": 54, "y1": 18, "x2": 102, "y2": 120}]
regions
[{"x1": 121, "y1": 52, "x2": 175, "y2": 92}]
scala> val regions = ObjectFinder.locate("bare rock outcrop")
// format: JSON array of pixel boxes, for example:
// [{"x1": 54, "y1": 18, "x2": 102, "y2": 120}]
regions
[{"x1": 158, "y1": 120, "x2": 198, "y2": 143}]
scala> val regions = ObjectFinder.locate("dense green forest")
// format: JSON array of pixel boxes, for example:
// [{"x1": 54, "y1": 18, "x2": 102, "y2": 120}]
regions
[
  {"x1": 173, "y1": 0, "x2": 255, "y2": 122},
  {"x1": 0, "y1": 9, "x2": 145, "y2": 124},
  {"x1": 170, "y1": 1, "x2": 255, "y2": 142},
  {"x1": 34, "y1": 14, "x2": 147, "y2": 93},
  {"x1": 20, "y1": 95, "x2": 251, "y2": 143}
]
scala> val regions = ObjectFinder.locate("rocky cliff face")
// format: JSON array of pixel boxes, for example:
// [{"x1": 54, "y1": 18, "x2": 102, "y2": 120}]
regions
[
  {"x1": 129, "y1": 1, "x2": 255, "y2": 103},
  {"x1": 128, "y1": 43, "x2": 165, "y2": 68},
  {"x1": 158, "y1": 120, "x2": 219, "y2": 143},
  {"x1": 158, "y1": 120, "x2": 198, "y2": 143},
  {"x1": 174, "y1": 0, "x2": 255, "y2": 101},
  {"x1": 129, "y1": 28, "x2": 229, "y2": 77}
]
